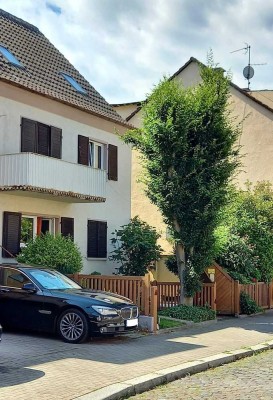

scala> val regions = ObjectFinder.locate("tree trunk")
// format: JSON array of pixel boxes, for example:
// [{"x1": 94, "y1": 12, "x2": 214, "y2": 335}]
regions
[
  {"x1": 184, "y1": 296, "x2": 193, "y2": 306},
  {"x1": 175, "y1": 242, "x2": 186, "y2": 304},
  {"x1": 175, "y1": 241, "x2": 194, "y2": 305},
  {"x1": 173, "y1": 219, "x2": 193, "y2": 305}
]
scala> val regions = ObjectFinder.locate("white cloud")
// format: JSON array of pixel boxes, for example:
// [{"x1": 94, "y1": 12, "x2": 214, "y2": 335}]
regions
[{"x1": 0, "y1": 0, "x2": 273, "y2": 102}]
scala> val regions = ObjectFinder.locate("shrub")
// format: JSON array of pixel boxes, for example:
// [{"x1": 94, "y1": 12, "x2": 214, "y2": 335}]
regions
[
  {"x1": 109, "y1": 216, "x2": 162, "y2": 276},
  {"x1": 216, "y1": 182, "x2": 273, "y2": 283},
  {"x1": 17, "y1": 233, "x2": 83, "y2": 274},
  {"x1": 240, "y1": 291, "x2": 263, "y2": 315},
  {"x1": 158, "y1": 304, "x2": 216, "y2": 323},
  {"x1": 217, "y1": 234, "x2": 261, "y2": 283}
]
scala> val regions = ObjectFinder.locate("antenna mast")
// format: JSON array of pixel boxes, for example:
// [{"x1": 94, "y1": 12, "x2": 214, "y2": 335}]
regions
[
  {"x1": 231, "y1": 44, "x2": 266, "y2": 90},
  {"x1": 231, "y1": 44, "x2": 253, "y2": 89}
]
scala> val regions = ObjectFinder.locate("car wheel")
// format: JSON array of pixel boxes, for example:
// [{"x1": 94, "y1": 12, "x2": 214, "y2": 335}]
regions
[{"x1": 57, "y1": 309, "x2": 89, "y2": 344}]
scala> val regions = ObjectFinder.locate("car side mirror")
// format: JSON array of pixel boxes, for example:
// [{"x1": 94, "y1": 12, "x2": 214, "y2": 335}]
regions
[{"x1": 22, "y1": 282, "x2": 37, "y2": 293}]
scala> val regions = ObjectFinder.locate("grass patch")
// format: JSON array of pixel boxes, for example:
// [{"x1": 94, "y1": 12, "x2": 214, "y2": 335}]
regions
[
  {"x1": 158, "y1": 304, "x2": 216, "y2": 323},
  {"x1": 158, "y1": 317, "x2": 186, "y2": 329}
]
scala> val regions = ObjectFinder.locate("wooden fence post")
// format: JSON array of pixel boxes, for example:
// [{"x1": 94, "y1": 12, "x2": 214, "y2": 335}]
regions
[
  {"x1": 143, "y1": 273, "x2": 151, "y2": 316},
  {"x1": 234, "y1": 280, "x2": 240, "y2": 315},
  {"x1": 150, "y1": 286, "x2": 158, "y2": 332},
  {"x1": 255, "y1": 281, "x2": 259, "y2": 304},
  {"x1": 269, "y1": 282, "x2": 273, "y2": 309},
  {"x1": 212, "y1": 281, "x2": 217, "y2": 311}
]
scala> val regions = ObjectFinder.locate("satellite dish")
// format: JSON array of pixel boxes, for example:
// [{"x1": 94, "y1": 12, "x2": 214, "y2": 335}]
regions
[{"x1": 243, "y1": 65, "x2": 254, "y2": 80}]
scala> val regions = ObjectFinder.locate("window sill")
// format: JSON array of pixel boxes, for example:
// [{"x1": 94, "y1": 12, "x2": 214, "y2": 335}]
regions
[{"x1": 87, "y1": 258, "x2": 107, "y2": 261}]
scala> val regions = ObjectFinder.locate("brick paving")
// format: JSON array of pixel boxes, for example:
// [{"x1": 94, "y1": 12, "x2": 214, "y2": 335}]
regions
[
  {"x1": 128, "y1": 348, "x2": 273, "y2": 400},
  {"x1": 1, "y1": 313, "x2": 273, "y2": 399}
]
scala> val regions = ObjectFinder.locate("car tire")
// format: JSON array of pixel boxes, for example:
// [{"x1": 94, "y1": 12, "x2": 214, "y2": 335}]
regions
[{"x1": 57, "y1": 308, "x2": 89, "y2": 344}]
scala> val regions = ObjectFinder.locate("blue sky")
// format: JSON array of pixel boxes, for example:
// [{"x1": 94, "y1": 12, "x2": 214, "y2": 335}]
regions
[{"x1": 0, "y1": 0, "x2": 273, "y2": 103}]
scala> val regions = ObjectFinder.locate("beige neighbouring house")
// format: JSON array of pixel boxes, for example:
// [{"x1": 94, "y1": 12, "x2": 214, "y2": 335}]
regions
[
  {"x1": 114, "y1": 57, "x2": 273, "y2": 282},
  {"x1": 0, "y1": 9, "x2": 132, "y2": 274}
]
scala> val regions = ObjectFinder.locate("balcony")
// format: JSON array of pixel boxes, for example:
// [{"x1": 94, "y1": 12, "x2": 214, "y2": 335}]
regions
[{"x1": 0, "y1": 153, "x2": 106, "y2": 203}]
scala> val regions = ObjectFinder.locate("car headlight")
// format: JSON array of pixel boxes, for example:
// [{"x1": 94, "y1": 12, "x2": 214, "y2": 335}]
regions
[{"x1": 92, "y1": 306, "x2": 118, "y2": 316}]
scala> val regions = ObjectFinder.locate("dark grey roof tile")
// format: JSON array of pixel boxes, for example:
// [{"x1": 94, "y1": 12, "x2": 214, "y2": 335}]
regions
[{"x1": 0, "y1": 9, "x2": 128, "y2": 126}]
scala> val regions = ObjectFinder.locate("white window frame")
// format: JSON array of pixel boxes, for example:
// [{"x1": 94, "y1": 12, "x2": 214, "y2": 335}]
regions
[{"x1": 88, "y1": 139, "x2": 106, "y2": 170}]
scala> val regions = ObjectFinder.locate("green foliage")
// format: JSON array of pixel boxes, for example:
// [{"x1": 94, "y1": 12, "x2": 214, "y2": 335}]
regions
[
  {"x1": 158, "y1": 304, "x2": 216, "y2": 323},
  {"x1": 240, "y1": 291, "x2": 263, "y2": 315},
  {"x1": 165, "y1": 255, "x2": 178, "y2": 276},
  {"x1": 216, "y1": 182, "x2": 273, "y2": 282},
  {"x1": 109, "y1": 216, "x2": 162, "y2": 276},
  {"x1": 217, "y1": 234, "x2": 261, "y2": 283},
  {"x1": 17, "y1": 233, "x2": 83, "y2": 274},
  {"x1": 123, "y1": 54, "x2": 241, "y2": 297},
  {"x1": 21, "y1": 217, "x2": 34, "y2": 245}
]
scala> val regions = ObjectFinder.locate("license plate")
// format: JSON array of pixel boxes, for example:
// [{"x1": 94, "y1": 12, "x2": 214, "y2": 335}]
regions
[{"x1": 126, "y1": 318, "x2": 138, "y2": 327}]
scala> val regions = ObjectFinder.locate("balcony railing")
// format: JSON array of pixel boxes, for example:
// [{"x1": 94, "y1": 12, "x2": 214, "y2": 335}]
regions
[{"x1": 0, "y1": 153, "x2": 106, "y2": 202}]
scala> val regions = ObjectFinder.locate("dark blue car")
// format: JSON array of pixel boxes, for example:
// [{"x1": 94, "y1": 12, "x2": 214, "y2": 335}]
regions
[{"x1": 0, "y1": 264, "x2": 138, "y2": 343}]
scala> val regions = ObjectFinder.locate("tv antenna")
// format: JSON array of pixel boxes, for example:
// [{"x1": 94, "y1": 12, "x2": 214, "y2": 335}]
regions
[{"x1": 231, "y1": 44, "x2": 266, "y2": 90}]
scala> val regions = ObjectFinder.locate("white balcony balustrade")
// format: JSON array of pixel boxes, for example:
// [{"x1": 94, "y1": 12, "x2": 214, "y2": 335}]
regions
[{"x1": 0, "y1": 153, "x2": 106, "y2": 202}]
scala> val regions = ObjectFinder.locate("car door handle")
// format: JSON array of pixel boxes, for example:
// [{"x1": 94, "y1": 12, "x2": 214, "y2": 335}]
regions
[{"x1": 0, "y1": 288, "x2": 10, "y2": 293}]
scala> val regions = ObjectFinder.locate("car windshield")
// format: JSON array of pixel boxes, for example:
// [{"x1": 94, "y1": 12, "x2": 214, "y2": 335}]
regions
[{"x1": 27, "y1": 269, "x2": 81, "y2": 290}]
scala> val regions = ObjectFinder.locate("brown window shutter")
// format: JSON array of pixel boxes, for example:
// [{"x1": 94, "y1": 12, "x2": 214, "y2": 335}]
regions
[
  {"x1": 87, "y1": 220, "x2": 98, "y2": 257},
  {"x1": 108, "y1": 144, "x2": 118, "y2": 181},
  {"x1": 87, "y1": 220, "x2": 107, "y2": 258},
  {"x1": 78, "y1": 135, "x2": 89, "y2": 166},
  {"x1": 50, "y1": 126, "x2": 62, "y2": 159},
  {"x1": 2, "y1": 212, "x2": 22, "y2": 258},
  {"x1": 37, "y1": 123, "x2": 50, "y2": 156},
  {"x1": 61, "y1": 217, "x2": 74, "y2": 241},
  {"x1": 98, "y1": 221, "x2": 107, "y2": 258},
  {"x1": 21, "y1": 118, "x2": 37, "y2": 152}
]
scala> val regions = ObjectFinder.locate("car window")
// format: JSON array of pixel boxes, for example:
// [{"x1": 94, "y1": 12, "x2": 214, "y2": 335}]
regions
[
  {"x1": 2, "y1": 268, "x2": 31, "y2": 289},
  {"x1": 28, "y1": 269, "x2": 81, "y2": 290}
]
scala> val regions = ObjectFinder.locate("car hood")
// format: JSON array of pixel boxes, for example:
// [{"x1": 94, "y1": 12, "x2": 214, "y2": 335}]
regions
[{"x1": 47, "y1": 288, "x2": 134, "y2": 307}]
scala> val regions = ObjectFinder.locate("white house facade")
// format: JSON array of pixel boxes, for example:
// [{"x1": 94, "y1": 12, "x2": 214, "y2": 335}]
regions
[{"x1": 0, "y1": 9, "x2": 131, "y2": 274}]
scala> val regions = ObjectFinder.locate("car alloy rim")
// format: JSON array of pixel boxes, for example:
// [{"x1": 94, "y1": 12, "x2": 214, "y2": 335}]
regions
[{"x1": 60, "y1": 312, "x2": 84, "y2": 341}]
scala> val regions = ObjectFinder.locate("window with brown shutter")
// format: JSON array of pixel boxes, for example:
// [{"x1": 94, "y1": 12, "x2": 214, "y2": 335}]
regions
[
  {"x1": 21, "y1": 118, "x2": 37, "y2": 153},
  {"x1": 78, "y1": 135, "x2": 89, "y2": 166},
  {"x1": 37, "y1": 123, "x2": 50, "y2": 156},
  {"x1": 50, "y1": 126, "x2": 62, "y2": 159},
  {"x1": 21, "y1": 118, "x2": 62, "y2": 159},
  {"x1": 61, "y1": 217, "x2": 74, "y2": 241},
  {"x1": 2, "y1": 212, "x2": 22, "y2": 258},
  {"x1": 108, "y1": 144, "x2": 118, "y2": 181},
  {"x1": 87, "y1": 220, "x2": 107, "y2": 258}
]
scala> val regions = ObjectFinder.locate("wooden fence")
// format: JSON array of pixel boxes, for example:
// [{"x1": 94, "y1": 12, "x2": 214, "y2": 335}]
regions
[
  {"x1": 210, "y1": 263, "x2": 273, "y2": 314},
  {"x1": 156, "y1": 281, "x2": 216, "y2": 310},
  {"x1": 235, "y1": 281, "x2": 273, "y2": 314},
  {"x1": 194, "y1": 283, "x2": 216, "y2": 310},
  {"x1": 68, "y1": 271, "x2": 273, "y2": 323}
]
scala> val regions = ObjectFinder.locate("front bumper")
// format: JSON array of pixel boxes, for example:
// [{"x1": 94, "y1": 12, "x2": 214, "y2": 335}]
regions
[{"x1": 88, "y1": 313, "x2": 139, "y2": 335}]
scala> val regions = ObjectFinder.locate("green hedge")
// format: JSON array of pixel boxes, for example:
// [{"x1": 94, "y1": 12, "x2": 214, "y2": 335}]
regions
[{"x1": 158, "y1": 305, "x2": 216, "y2": 323}]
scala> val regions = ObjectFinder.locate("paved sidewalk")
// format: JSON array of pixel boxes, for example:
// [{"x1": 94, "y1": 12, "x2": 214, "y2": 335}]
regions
[{"x1": 1, "y1": 312, "x2": 273, "y2": 400}]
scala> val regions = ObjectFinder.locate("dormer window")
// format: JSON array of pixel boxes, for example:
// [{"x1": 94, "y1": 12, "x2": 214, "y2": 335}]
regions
[
  {"x1": 0, "y1": 45, "x2": 23, "y2": 67},
  {"x1": 60, "y1": 72, "x2": 87, "y2": 94}
]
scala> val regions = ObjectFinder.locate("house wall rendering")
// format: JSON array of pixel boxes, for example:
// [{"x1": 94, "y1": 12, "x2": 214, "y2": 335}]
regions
[{"x1": 0, "y1": 82, "x2": 131, "y2": 274}]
